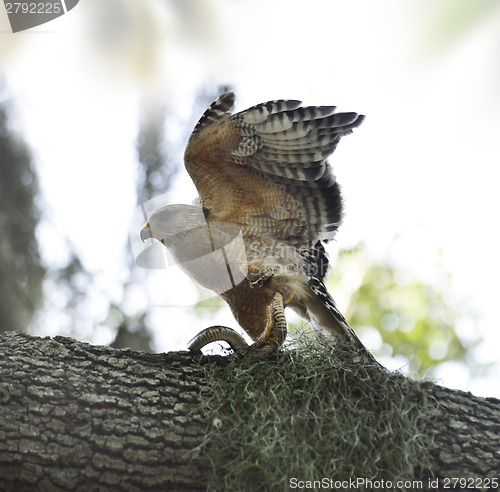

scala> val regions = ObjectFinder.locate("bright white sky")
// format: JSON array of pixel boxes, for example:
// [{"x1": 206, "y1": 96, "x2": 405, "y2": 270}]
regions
[{"x1": 1, "y1": 0, "x2": 499, "y2": 396}]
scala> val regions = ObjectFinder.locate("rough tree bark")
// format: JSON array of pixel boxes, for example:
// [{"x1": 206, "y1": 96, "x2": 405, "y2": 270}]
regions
[{"x1": 0, "y1": 331, "x2": 499, "y2": 491}]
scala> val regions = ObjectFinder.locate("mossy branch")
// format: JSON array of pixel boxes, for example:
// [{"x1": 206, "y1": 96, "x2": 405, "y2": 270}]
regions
[{"x1": 0, "y1": 332, "x2": 499, "y2": 491}]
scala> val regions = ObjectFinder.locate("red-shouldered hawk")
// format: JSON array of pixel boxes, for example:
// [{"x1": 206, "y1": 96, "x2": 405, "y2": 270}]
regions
[{"x1": 141, "y1": 92, "x2": 365, "y2": 353}]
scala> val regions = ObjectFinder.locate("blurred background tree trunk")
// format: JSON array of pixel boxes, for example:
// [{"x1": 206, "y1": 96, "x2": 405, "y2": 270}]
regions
[{"x1": 0, "y1": 93, "x2": 45, "y2": 334}]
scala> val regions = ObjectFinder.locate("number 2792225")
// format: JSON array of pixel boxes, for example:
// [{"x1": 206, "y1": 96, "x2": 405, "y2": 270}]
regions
[{"x1": 5, "y1": 3, "x2": 62, "y2": 14}]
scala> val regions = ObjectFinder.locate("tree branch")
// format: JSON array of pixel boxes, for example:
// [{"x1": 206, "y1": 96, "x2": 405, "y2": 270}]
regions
[
  {"x1": 0, "y1": 332, "x2": 208, "y2": 491},
  {"x1": 0, "y1": 332, "x2": 499, "y2": 491}
]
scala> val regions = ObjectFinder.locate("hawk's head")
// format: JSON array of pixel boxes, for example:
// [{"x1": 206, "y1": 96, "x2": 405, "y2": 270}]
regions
[
  {"x1": 139, "y1": 203, "x2": 247, "y2": 293},
  {"x1": 140, "y1": 203, "x2": 206, "y2": 245}
]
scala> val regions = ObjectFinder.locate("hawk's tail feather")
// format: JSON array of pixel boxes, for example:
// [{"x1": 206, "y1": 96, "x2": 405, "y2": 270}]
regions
[
  {"x1": 299, "y1": 241, "x2": 330, "y2": 281},
  {"x1": 306, "y1": 274, "x2": 369, "y2": 353}
]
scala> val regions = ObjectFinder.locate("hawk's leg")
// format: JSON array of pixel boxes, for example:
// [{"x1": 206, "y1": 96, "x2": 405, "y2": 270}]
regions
[
  {"x1": 249, "y1": 267, "x2": 278, "y2": 289},
  {"x1": 256, "y1": 291, "x2": 289, "y2": 347},
  {"x1": 188, "y1": 267, "x2": 289, "y2": 354},
  {"x1": 189, "y1": 291, "x2": 290, "y2": 353},
  {"x1": 249, "y1": 268, "x2": 289, "y2": 346}
]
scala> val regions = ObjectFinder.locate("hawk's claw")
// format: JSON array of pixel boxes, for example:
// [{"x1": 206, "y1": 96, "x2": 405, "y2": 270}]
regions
[
  {"x1": 188, "y1": 291, "x2": 288, "y2": 356},
  {"x1": 188, "y1": 290, "x2": 287, "y2": 354},
  {"x1": 249, "y1": 267, "x2": 279, "y2": 289},
  {"x1": 188, "y1": 325, "x2": 279, "y2": 356},
  {"x1": 188, "y1": 326, "x2": 251, "y2": 354}
]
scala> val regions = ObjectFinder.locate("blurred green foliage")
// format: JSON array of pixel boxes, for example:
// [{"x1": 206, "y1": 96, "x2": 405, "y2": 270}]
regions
[
  {"x1": 328, "y1": 245, "x2": 480, "y2": 376},
  {"x1": 424, "y1": 0, "x2": 500, "y2": 49}
]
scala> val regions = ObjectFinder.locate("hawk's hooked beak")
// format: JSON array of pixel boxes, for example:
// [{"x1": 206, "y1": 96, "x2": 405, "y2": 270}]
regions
[{"x1": 140, "y1": 222, "x2": 152, "y2": 242}]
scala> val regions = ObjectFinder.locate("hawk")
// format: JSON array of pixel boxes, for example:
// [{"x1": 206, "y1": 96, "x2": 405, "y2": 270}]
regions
[{"x1": 141, "y1": 92, "x2": 365, "y2": 353}]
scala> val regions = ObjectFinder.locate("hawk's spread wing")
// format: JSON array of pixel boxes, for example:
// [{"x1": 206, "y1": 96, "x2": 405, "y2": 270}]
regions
[{"x1": 184, "y1": 91, "x2": 364, "y2": 247}]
